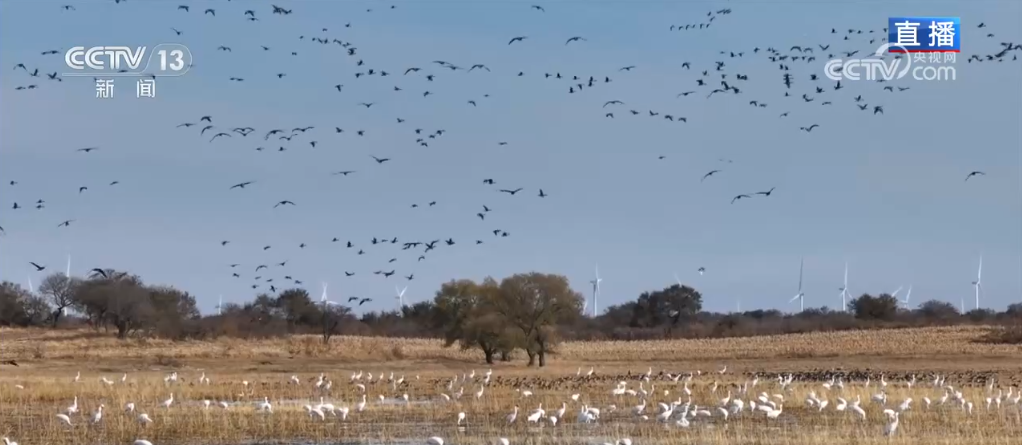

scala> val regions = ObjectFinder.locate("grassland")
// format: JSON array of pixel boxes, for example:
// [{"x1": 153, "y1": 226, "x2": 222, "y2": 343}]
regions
[{"x1": 1, "y1": 326, "x2": 1021, "y2": 445}]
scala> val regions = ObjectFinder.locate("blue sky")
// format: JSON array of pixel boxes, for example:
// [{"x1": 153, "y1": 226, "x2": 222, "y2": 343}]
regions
[{"x1": 1, "y1": 1, "x2": 1019, "y2": 315}]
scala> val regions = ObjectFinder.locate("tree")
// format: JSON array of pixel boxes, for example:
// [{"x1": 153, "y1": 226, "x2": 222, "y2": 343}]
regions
[
  {"x1": 433, "y1": 278, "x2": 514, "y2": 364},
  {"x1": 38, "y1": 273, "x2": 77, "y2": 326},
  {"x1": 848, "y1": 293, "x2": 899, "y2": 321},
  {"x1": 916, "y1": 300, "x2": 959, "y2": 321},
  {"x1": 275, "y1": 288, "x2": 319, "y2": 331},
  {"x1": 321, "y1": 304, "x2": 354, "y2": 343},
  {"x1": 489, "y1": 273, "x2": 583, "y2": 367},
  {"x1": 631, "y1": 284, "x2": 703, "y2": 329},
  {"x1": 147, "y1": 285, "x2": 201, "y2": 337},
  {"x1": 0, "y1": 281, "x2": 51, "y2": 326},
  {"x1": 72, "y1": 271, "x2": 151, "y2": 338}
]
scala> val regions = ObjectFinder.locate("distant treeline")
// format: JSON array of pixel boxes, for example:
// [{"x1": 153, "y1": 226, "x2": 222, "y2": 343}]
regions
[{"x1": 2, "y1": 269, "x2": 1019, "y2": 364}]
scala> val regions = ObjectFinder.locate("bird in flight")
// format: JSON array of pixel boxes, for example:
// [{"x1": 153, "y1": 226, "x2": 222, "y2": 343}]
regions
[
  {"x1": 701, "y1": 170, "x2": 721, "y2": 182},
  {"x1": 800, "y1": 124, "x2": 820, "y2": 132},
  {"x1": 565, "y1": 36, "x2": 587, "y2": 45},
  {"x1": 29, "y1": 262, "x2": 45, "y2": 271},
  {"x1": 731, "y1": 194, "x2": 751, "y2": 204},
  {"x1": 755, "y1": 187, "x2": 776, "y2": 196},
  {"x1": 371, "y1": 156, "x2": 391, "y2": 164},
  {"x1": 332, "y1": 170, "x2": 356, "y2": 176},
  {"x1": 965, "y1": 171, "x2": 986, "y2": 181},
  {"x1": 531, "y1": 5, "x2": 545, "y2": 12},
  {"x1": 508, "y1": 36, "x2": 527, "y2": 45},
  {"x1": 274, "y1": 200, "x2": 296, "y2": 208},
  {"x1": 499, "y1": 188, "x2": 523, "y2": 195},
  {"x1": 58, "y1": 219, "x2": 75, "y2": 227},
  {"x1": 230, "y1": 181, "x2": 254, "y2": 189},
  {"x1": 77, "y1": 147, "x2": 99, "y2": 153}
]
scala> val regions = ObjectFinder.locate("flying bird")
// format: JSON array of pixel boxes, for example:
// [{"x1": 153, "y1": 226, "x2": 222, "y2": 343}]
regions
[
  {"x1": 30, "y1": 262, "x2": 45, "y2": 271},
  {"x1": 701, "y1": 170, "x2": 721, "y2": 182},
  {"x1": 731, "y1": 194, "x2": 751, "y2": 204},
  {"x1": 499, "y1": 188, "x2": 523, "y2": 195},
  {"x1": 508, "y1": 36, "x2": 527, "y2": 45},
  {"x1": 965, "y1": 171, "x2": 986, "y2": 181},
  {"x1": 755, "y1": 187, "x2": 776, "y2": 196}
]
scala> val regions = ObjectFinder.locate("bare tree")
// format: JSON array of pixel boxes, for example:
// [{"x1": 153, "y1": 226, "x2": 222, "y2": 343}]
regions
[
  {"x1": 321, "y1": 304, "x2": 354, "y2": 343},
  {"x1": 38, "y1": 273, "x2": 77, "y2": 327}
]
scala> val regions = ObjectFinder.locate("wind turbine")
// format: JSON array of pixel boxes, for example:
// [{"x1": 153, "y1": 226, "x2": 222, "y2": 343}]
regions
[
  {"x1": 395, "y1": 285, "x2": 408, "y2": 309},
  {"x1": 901, "y1": 285, "x2": 913, "y2": 309},
  {"x1": 321, "y1": 282, "x2": 340, "y2": 308},
  {"x1": 891, "y1": 286, "x2": 904, "y2": 297},
  {"x1": 27, "y1": 275, "x2": 34, "y2": 293},
  {"x1": 972, "y1": 255, "x2": 983, "y2": 310},
  {"x1": 789, "y1": 257, "x2": 805, "y2": 312},
  {"x1": 589, "y1": 265, "x2": 602, "y2": 317},
  {"x1": 66, "y1": 253, "x2": 71, "y2": 278},
  {"x1": 216, "y1": 295, "x2": 223, "y2": 316},
  {"x1": 838, "y1": 262, "x2": 851, "y2": 312}
]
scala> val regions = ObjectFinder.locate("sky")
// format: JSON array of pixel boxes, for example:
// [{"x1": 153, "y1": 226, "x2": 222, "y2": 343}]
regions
[{"x1": 0, "y1": 0, "x2": 1019, "y2": 316}]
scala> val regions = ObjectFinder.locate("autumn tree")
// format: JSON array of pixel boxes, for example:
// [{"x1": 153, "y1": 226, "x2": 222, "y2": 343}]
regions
[
  {"x1": 433, "y1": 278, "x2": 515, "y2": 364},
  {"x1": 489, "y1": 273, "x2": 584, "y2": 367}
]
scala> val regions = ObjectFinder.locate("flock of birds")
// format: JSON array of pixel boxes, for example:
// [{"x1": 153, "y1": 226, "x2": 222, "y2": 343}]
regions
[
  {"x1": 2, "y1": 2, "x2": 1019, "y2": 311},
  {"x1": 6, "y1": 366, "x2": 1022, "y2": 445}
]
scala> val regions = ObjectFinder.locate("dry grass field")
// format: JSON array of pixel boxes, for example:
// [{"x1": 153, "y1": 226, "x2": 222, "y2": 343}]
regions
[{"x1": 1, "y1": 326, "x2": 1021, "y2": 445}]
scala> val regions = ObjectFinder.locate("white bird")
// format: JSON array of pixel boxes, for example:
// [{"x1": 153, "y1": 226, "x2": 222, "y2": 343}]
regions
[
  {"x1": 457, "y1": 412, "x2": 466, "y2": 425},
  {"x1": 125, "y1": 402, "x2": 136, "y2": 413},
  {"x1": 133, "y1": 441, "x2": 153, "y2": 445},
  {"x1": 497, "y1": 439, "x2": 510, "y2": 445},
  {"x1": 766, "y1": 404, "x2": 784, "y2": 419},
  {"x1": 257, "y1": 397, "x2": 272, "y2": 412},
  {"x1": 56, "y1": 413, "x2": 72, "y2": 426},
  {"x1": 91, "y1": 404, "x2": 105, "y2": 424},
  {"x1": 883, "y1": 409, "x2": 900, "y2": 436},
  {"x1": 427, "y1": 437, "x2": 444, "y2": 445},
  {"x1": 3, "y1": 437, "x2": 18, "y2": 445},
  {"x1": 356, "y1": 394, "x2": 367, "y2": 412},
  {"x1": 506, "y1": 405, "x2": 519, "y2": 424},
  {"x1": 162, "y1": 393, "x2": 174, "y2": 409},
  {"x1": 73, "y1": 371, "x2": 80, "y2": 383},
  {"x1": 138, "y1": 413, "x2": 153, "y2": 425}
]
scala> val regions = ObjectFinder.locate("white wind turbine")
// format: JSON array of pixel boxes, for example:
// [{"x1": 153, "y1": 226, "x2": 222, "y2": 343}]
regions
[
  {"x1": 27, "y1": 275, "x2": 34, "y2": 293},
  {"x1": 838, "y1": 262, "x2": 851, "y2": 312},
  {"x1": 901, "y1": 285, "x2": 913, "y2": 309},
  {"x1": 395, "y1": 285, "x2": 408, "y2": 309},
  {"x1": 789, "y1": 257, "x2": 805, "y2": 312},
  {"x1": 972, "y1": 255, "x2": 983, "y2": 310},
  {"x1": 216, "y1": 295, "x2": 224, "y2": 315},
  {"x1": 66, "y1": 253, "x2": 71, "y2": 278},
  {"x1": 589, "y1": 265, "x2": 602, "y2": 317},
  {"x1": 321, "y1": 282, "x2": 340, "y2": 308}
]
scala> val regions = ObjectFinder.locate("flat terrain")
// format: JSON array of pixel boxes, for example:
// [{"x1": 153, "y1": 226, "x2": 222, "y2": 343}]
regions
[{"x1": 1, "y1": 327, "x2": 1021, "y2": 445}]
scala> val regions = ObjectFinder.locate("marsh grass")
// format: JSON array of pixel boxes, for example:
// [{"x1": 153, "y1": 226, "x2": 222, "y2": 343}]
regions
[{"x1": 1, "y1": 326, "x2": 1021, "y2": 444}]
